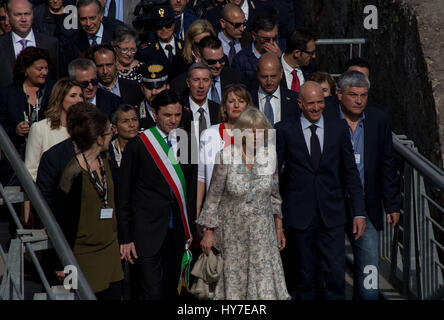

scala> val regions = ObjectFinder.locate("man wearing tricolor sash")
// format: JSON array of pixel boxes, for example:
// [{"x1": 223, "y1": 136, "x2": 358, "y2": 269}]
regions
[{"x1": 117, "y1": 89, "x2": 197, "y2": 300}]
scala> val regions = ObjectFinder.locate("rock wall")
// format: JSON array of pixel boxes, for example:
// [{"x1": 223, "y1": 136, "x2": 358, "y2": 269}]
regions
[{"x1": 302, "y1": 0, "x2": 443, "y2": 167}]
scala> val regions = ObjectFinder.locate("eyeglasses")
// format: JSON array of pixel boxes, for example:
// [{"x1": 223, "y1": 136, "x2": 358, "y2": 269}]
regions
[
  {"x1": 155, "y1": 22, "x2": 174, "y2": 30},
  {"x1": 80, "y1": 78, "x2": 99, "y2": 88},
  {"x1": 116, "y1": 46, "x2": 137, "y2": 54},
  {"x1": 224, "y1": 19, "x2": 247, "y2": 29},
  {"x1": 301, "y1": 49, "x2": 316, "y2": 57},
  {"x1": 203, "y1": 55, "x2": 227, "y2": 66}
]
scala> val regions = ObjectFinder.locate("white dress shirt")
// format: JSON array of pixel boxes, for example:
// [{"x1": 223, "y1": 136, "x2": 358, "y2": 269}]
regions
[
  {"x1": 258, "y1": 86, "x2": 281, "y2": 124},
  {"x1": 189, "y1": 97, "x2": 211, "y2": 141},
  {"x1": 218, "y1": 31, "x2": 241, "y2": 57},
  {"x1": 300, "y1": 113, "x2": 324, "y2": 155},
  {"x1": 87, "y1": 94, "x2": 97, "y2": 106},
  {"x1": 156, "y1": 126, "x2": 178, "y2": 157},
  {"x1": 89, "y1": 23, "x2": 104, "y2": 45},
  {"x1": 207, "y1": 76, "x2": 221, "y2": 103},
  {"x1": 160, "y1": 37, "x2": 176, "y2": 56},
  {"x1": 12, "y1": 30, "x2": 36, "y2": 57},
  {"x1": 281, "y1": 55, "x2": 304, "y2": 90}
]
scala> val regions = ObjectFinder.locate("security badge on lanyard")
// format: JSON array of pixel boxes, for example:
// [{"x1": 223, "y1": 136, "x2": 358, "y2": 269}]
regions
[{"x1": 81, "y1": 153, "x2": 113, "y2": 219}]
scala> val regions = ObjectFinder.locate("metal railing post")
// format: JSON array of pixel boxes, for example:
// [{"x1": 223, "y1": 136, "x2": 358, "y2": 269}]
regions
[
  {"x1": 0, "y1": 124, "x2": 96, "y2": 300},
  {"x1": 402, "y1": 163, "x2": 413, "y2": 297}
]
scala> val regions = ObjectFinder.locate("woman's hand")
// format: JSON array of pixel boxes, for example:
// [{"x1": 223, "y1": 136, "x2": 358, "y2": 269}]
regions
[
  {"x1": 120, "y1": 242, "x2": 138, "y2": 264},
  {"x1": 276, "y1": 228, "x2": 286, "y2": 251},
  {"x1": 200, "y1": 229, "x2": 216, "y2": 255}
]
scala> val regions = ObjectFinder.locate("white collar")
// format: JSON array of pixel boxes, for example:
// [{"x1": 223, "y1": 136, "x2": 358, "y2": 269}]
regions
[
  {"x1": 12, "y1": 29, "x2": 35, "y2": 43},
  {"x1": 159, "y1": 37, "x2": 175, "y2": 49},
  {"x1": 189, "y1": 96, "x2": 209, "y2": 115},
  {"x1": 89, "y1": 23, "x2": 104, "y2": 40},
  {"x1": 281, "y1": 54, "x2": 299, "y2": 74},
  {"x1": 258, "y1": 85, "x2": 281, "y2": 100},
  {"x1": 300, "y1": 113, "x2": 324, "y2": 130},
  {"x1": 156, "y1": 125, "x2": 177, "y2": 141}
]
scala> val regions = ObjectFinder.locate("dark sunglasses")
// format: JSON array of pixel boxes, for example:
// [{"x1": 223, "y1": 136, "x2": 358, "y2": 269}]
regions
[
  {"x1": 225, "y1": 19, "x2": 247, "y2": 29},
  {"x1": 155, "y1": 21, "x2": 174, "y2": 30},
  {"x1": 203, "y1": 55, "x2": 227, "y2": 66},
  {"x1": 80, "y1": 78, "x2": 99, "y2": 88},
  {"x1": 301, "y1": 49, "x2": 316, "y2": 57}
]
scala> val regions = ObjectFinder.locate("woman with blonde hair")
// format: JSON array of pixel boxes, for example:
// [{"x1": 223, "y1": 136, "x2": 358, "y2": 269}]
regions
[
  {"x1": 183, "y1": 19, "x2": 216, "y2": 64},
  {"x1": 25, "y1": 78, "x2": 84, "y2": 181},
  {"x1": 197, "y1": 106, "x2": 290, "y2": 300},
  {"x1": 196, "y1": 84, "x2": 252, "y2": 216}
]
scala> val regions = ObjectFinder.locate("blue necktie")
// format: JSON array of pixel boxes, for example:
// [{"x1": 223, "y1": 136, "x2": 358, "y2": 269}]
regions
[
  {"x1": 211, "y1": 80, "x2": 220, "y2": 104},
  {"x1": 264, "y1": 94, "x2": 274, "y2": 125},
  {"x1": 167, "y1": 137, "x2": 174, "y2": 229}
]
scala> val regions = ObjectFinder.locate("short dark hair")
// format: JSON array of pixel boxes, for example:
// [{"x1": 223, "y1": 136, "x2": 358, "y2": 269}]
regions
[
  {"x1": 77, "y1": 0, "x2": 104, "y2": 14},
  {"x1": 198, "y1": 35, "x2": 222, "y2": 56},
  {"x1": 67, "y1": 102, "x2": 109, "y2": 152},
  {"x1": 92, "y1": 43, "x2": 117, "y2": 61},
  {"x1": 252, "y1": 15, "x2": 277, "y2": 34},
  {"x1": 285, "y1": 28, "x2": 315, "y2": 54},
  {"x1": 13, "y1": 47, "x2": 51, "y2": 85},
  {"x1": 344, "y1": 57, "x2": 371, "y2": 74},
  {"x1": 111, "y1": 104, "x2": 138, "y2": 125},
  {"x1": 307, "y1": 71, "x2": 337, "y2": 96},
  {"x1": 151, "y1": 89, "x2": 181, "y2": 113}
]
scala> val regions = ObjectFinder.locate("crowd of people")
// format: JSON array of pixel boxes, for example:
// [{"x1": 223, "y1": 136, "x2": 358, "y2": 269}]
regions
[{"x1": 0, "y1": 0, "x2": 401, "y2": 301}]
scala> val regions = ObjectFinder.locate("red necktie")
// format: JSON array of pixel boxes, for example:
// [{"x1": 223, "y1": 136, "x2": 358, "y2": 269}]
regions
[{"x1": 291, "y1": 69, "x2": 300, "y2": 92}]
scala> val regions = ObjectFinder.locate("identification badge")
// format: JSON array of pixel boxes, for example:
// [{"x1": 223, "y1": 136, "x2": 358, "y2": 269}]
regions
[
  {"x1": 354, "y1": 154, "x2": 361, "y2": 164},
  {"x1": 100, "y1": 208, "x2": 113, "y2": 219}
]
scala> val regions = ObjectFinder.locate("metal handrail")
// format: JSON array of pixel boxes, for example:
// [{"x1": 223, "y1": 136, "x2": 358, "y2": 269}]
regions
[{"x1": 0, "y1": 124, "x2": 96, "y2": 300}]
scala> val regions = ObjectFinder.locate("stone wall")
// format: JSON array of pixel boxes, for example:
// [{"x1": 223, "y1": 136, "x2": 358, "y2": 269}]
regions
[{"x1": 301, "y1": 0, "x2": 443, "y2": 167}]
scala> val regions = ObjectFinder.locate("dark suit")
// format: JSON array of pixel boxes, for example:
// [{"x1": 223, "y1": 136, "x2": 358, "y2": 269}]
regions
[
  {"x1": 276, "y1": 114, "x2": 365, "y2": 300},
  {"x1": 179, "y1": 97, "x2": 220, "y2": 133},
  {"x1": 116, "y1": 78, "x2": 144, "y2": 107},
  {"x1": 323, "y1": 101, "x2": 400, "y2": 231},
  {"x1": 136, "y1": 100, "x2": 156, "y2": 132},
  {"x1": 251, "y1": 86, "x2": 300, "y2": 124},
  {"x1": 61, "y1": 17, "x2": 123, "y2": 64},
  {"x1": 171, "y1": 66, "x2": 247, "y2": 102},
  {"x1": 174, "y1": 9, "x2": 197, "y2": 40},
  {"x1": 0, "y1": 31, "x2": 59, "y2": 88},
  {"x1": 95, "y1": 87, "x2": 122, "y2": 118},
  {"x1": 32, "y1": 3, "x2": 68, "y2": 38},
  {"x1": 117, "y1": 130, "x2": 197, "y2": 299},
  {"x1": 137, "y1": 38, "x2": 187, "y2": 79},
  {"x1": 231, "y1": 39, "x2": 286, "y2": 87}
]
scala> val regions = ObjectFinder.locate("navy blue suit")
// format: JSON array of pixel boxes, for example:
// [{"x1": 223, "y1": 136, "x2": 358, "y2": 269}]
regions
[
  {"x1": 276, "y1": 114, "x2": 365, "y2": 300},
  {"x1": 95, "y1": 87, "x2": 122, "y2": 119},
  {"x1": 231, "y1": 39, "x2": 285, "y2": 88},
  {"x1": 174, "y1": 9, "x2": 197, "y2": 40}
]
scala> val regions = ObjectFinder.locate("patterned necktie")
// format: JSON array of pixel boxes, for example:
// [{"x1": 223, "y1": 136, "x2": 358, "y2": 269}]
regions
[
  {"x1": 197, "y1": 108, "x2": 207, "y2": 137},
  {"x1": 228, "y1": 40, "x2": 236, "y2": 65},
  {"x1": 108, "y1": 0, "x2": 116, "y2": 19},
  {"x1": 291, "y1": 69, "x2": 300, "y2": 92},
  {"x1": 309, "y1": 124, "x2": 321, "y2": 170},
  {"x1": 210, "y1": 79, "x2": 220, "y2": 104},
  {"x1": 91, "y1": 35, "x2": 98, "y2": 46},
  {"x1": 165, "y1": 44, "x2": 173, "y2": 63},
  {"x1": 264, "y1": 94, "x2": 274, "y2": 125}
]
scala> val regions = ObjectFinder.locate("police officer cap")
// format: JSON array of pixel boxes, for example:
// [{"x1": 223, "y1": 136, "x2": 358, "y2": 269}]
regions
[
  {"x1": 152, "y1": 5, "x2": 175, "y2": 27},
  {"x1": 140, "y1": 63, "x2": 169, "y2": 89}
]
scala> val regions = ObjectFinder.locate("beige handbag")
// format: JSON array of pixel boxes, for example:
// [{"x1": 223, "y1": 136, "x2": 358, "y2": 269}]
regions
[{"x1": 190, "y1": 250, "x2": 223, "y2": 300}]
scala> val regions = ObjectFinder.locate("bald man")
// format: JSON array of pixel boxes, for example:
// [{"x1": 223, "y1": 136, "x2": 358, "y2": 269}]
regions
[
  {"x1": 218, "y1": 3, "x2": 247, "y2": 65},
  {"x1": 251, "y1": 52, "x2": 299, "y2": 126},
  {"x1": 0, "y1": 0, "x2": 59, "y2": 87},
  {"x1": 276, "y1": 81, "x2": 366, "y2": 300}
]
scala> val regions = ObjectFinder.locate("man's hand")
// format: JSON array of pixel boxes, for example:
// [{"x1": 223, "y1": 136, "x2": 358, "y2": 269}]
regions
[
  {"x1": 263, "y1": 41, "x2": 282, "y2": 58},
  {"x1": 352, "y1": 217, "x2": 366, "y2": 240},
  {"x1": 120, "y1": 242, "x2": 138, "y2": 264},
  {"x1": 16, "y1": 121, "x2": 30, "y2": 136},
  {"x1": 386, "y1": 212, "x2": 400, "y2": 227}
]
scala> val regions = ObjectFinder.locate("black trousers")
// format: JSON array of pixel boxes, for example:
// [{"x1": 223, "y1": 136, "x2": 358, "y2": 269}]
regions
[
  {"x1": 285, "y1": 211, "x2": 345, "y2": 300},
  {"x1": 96, "y1": 280, "x2": 123, "y2": 300},
  {"x1": 138, "y1": 228, "x2": 183, "y2": 300}
]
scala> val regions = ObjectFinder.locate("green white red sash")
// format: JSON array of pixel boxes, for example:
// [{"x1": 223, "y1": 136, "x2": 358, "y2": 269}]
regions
[{"x1": 139, "y1": 127, "x2": 192, "y2": 294}]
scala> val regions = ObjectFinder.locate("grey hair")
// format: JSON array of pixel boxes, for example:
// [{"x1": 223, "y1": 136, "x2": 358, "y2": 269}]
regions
[
  {"x1": 110, "y1": 104, "x2": 137, "y2": 125},
  {"x1": 112, "y1": 25, "x2": 138, "y2": 46},
  {"x1": 68, "y1": 58, "x2": 97, "y2": 79},
  {"x1": 235, "y1": 106, "x2": 272, "y2": 131},
  {"x1": 337, "y1": 70, "x2": 370, "y2": 91},
  {"x1": 77, "y1": 0, "x2": 104, "y2": 14},
  {"x1": 186, "y1": 62, "x2": 212, "y2": 79}
]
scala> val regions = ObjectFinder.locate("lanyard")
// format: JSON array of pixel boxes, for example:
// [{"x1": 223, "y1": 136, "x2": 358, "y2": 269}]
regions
[{"x1": 81, "y1": 153, "x2": 109, "y2": 208}]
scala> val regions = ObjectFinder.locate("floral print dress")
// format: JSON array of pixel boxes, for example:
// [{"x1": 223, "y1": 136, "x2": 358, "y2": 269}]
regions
[{"x1": 197, "y1": 145, "x2": 290, "y2": 300}]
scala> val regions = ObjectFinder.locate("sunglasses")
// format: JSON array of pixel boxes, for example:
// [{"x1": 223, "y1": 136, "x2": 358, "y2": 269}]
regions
[
  {"x1": 255, "y1": 35, "x2": 278, "y2": 43},
  {"x1": 155, "y1": 22, "x2": 174, "y2": 30},
  {"x1": 80, "y1": 78, "x2": 99, "y2": 88},
  {"x1": 203, "y1": 55, "x2": 227, "y2": 66},
  {"x1": 225, "y1": 19, "x2": 247, "y2": 29},
  {"x1": 301, "y1": 49, "x2": 316, "y2": 57}
]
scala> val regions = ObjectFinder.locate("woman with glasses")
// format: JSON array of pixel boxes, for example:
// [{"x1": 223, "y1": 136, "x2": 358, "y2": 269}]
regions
[
  {"x1": 197, "y1": 107, "x2": 290, "y2": 300},
  {"x1": 112, "y1": 25, "x2": 145, "y2": 83},
  {"x1": 182, "y1": 19, "x2": 216, "y2": 65},
  {"x1": 196, "y1": 84, "x2": 251, "y2": 215},
  {"x1": 0, "y1": 47, "x2": 54, "y2": 165},
  {"x1": 37, "y1": 102, "x2": 123, "y2": 300}
]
